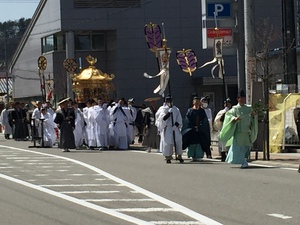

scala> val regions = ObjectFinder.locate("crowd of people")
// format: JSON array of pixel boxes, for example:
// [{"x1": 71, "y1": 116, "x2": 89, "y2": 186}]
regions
[{"x1": 0, "y1": 90, "x2": 258, "y2": 167}]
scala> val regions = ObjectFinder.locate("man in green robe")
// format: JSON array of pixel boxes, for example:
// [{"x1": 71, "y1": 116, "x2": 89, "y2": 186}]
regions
[{"x1": 220, "y1": 90, "x2": 258, "y2": 168}]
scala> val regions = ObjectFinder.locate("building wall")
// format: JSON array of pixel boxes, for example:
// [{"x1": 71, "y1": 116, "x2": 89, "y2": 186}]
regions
[
  {"x1": 11, "y1": 0, "x2": 62, "y2": 100},
  {"x1": 56, "y1": 0, "x2": 239, "y2": 112},
  {"x1": 11, "y1": 0, "x2": 290, "y2": 115}
]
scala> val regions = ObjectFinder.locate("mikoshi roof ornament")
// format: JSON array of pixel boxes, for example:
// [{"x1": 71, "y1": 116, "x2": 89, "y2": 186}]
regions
[
  {"x1": 176, "y1": 49, "x2": 198, "y2": 76},
  {"x1": 143, "y1": 22, "x2": 171, "y2": 97}
]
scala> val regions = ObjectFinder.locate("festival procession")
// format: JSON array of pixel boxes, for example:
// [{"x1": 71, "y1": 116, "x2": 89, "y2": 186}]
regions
[{"x1": 0, "y1": 23, "x2": 259, "y2": 169}]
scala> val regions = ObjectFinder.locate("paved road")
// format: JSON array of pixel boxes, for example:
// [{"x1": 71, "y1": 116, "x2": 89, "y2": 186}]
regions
[{"x1": 0, "y1": 138, "x2": 300, "y2": 225}]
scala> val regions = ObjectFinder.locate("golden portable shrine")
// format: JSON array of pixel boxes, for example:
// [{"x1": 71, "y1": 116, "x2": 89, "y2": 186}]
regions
[{"x1": 70, "y1": 55, "x2": 115, "y2": 103}]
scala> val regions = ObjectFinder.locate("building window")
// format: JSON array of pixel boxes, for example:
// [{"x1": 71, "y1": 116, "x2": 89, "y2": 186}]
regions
[
  {"x1": 42, "y1": 33, "x2": 66, "y2": 53},
  {"x1": 43, "y1": 35, "x2": 54, "y2": 52},
  {"x1": 76, "y1": 35, "x2": 91, "y2": 50},
  {"x1": 92, "y1": 34, "x2": 105, "y2": 50},
  {"x1": 75, "y1": 33, "x2": 105, "y2": 51}
]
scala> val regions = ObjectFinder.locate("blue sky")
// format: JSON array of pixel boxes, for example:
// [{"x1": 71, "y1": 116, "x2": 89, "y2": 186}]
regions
[{"x1": 0, "y1": 0, "x2": 39, "y2": 23}]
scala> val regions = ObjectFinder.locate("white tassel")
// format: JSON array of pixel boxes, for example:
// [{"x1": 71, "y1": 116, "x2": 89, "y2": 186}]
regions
[{"x1": 198, "y1": 58, "x2": 217, "y2": 69}]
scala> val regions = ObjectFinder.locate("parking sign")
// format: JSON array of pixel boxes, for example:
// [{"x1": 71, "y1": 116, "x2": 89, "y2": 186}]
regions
[{"x1": 207, "y1": 3, "x2": 231, "y2": 17}]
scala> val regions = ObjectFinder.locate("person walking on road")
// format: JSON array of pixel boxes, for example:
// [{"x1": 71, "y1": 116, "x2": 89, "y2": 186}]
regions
[
  {"x1": 182, "y1": 96, "x2": 211, "y2": 161},
  {"x1": 54, "y1": 97, "x2": 76, "y2": 152},
  {"x1": 214, "y1": 98, "x2": 232, "y2": 161},
  {"x1": 142, "y1": 97, "x2": 161, "y2": 153},
  {"x1": 220, "y1": 90, "x2": 258, "y2": 168},
  {"x1": 156, "y1": 95, "x2": 184, "y2": 163},
  {"x1": 0, "y1": 103, "x2": 13, "y2": 139}
]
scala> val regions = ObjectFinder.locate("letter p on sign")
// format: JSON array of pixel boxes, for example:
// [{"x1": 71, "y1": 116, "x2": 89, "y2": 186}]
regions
[{"x1": 214, "y1": 4, "x2": 224, "y2": 16}]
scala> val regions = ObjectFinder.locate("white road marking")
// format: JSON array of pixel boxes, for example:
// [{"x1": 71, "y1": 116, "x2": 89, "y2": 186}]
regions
[
  {"x1": 151, "y1": 221, "x2": 205, "y2": 225},
  {"x1": 281, "y1": 167, "x2": 298, "y2": 171},
  {"x1": 60, "y1": 190, "x2": 120, "y2": 194},
  {"x1": 0, "y1": 145, "x2": 223, "y2": 225},
  {"x1": 267, "y1": 213, "x2": 292, "y2": 219},
  {"x1": 85, "y1": 198, "x2": 156, "y2": 202},
  {"x1": 49, "y1": 178, "x2": 72, "y2": 181},
  {"x1": 0, "y1": 173, "x2": 153, "y2": 225},
  {"x1": 0, "y1": 166, "x2": 20, "y2": 169},
  {"x1": 248, "y1": 163, "x2": 277, "y2": 168},
  {"x1": 41, "y1": 184, "x2": 123, "y2": 187},
  {"x1": 116, "y1": 208, "x2": 176, "y2": 212},
  {"x1": 68, "y1": 174, "x2": 101, "y2": 176}
]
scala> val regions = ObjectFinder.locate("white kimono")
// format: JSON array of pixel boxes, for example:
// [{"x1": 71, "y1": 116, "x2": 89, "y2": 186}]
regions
[
  {"x1": 107, "y1": 106, "x2": 116, "y2": 147},
  {"x1": 111, "y1": 104, "x2": 128, "y2": 150},
  {"x1": 41, "y1": 112, "x2": 57, "y2": 147},
  {"x1": 32, "y1": 107, "x2": 42, "y2": 137},
  {"x1": 203, "y1": 107, "x2": 213, "y2": 132},
  {"x1": 73, "y1": 108, "x2": 85, "y2": 148},
  {"x1": 83, "y1": 106, "x2": 97, "y2": 147},
  {"x1": 94, "y1": 105, "x2": 109, "y2": 148},
  {"x1": 0, "y1": 108, "x2": 13, "y2": 135},
  {"x1": 125, "y1": 105, "x2": 137, "y2": 144},
  {"x1": 156, "y1": 105, "x2": 183, "y2": 157}
]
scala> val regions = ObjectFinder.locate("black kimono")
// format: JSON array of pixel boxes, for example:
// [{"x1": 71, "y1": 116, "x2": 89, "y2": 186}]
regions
[
  {"x1": 54, "y1": 108, "x2": 76, "y2": 149},
  {"x1": 10, "y1": 108, "x2": 28, "y2": 140},
  {"x1": 181, "y1": 108, "x2": 211, "y2": 156}
]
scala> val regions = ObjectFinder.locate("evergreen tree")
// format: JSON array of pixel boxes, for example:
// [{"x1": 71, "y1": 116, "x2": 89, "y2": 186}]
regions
[{"x1": 0, "y1": 18, "x2": 31, "y2": 71}]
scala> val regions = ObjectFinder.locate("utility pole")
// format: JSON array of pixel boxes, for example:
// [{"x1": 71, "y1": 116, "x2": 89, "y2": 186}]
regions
[
  {"x1": 282, "y1": 0, "x2": 297, "y2": 90},
  {"x1": 237, "y1": 0, "x2": 245, "y2": 92},
  {"x1": 244, "y1": 0, "x2": 256, "y2": 105},
  {"x1": 4, "y1": 32, "x2": 9, "y2": 103}
]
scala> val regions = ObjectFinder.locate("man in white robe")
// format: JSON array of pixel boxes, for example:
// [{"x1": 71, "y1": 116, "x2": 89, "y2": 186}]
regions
[
  {"x1": 40, "y1": 107, "x2": 57, "y2": 147},
  {"x1": 126, "y1": 98, "x2": 137, "y2": 145},
  {"x1": 156, "y1": 95, "x2": 184, "y2": 163},
  {"x1": 107, "y1": 102, "x2": 116, "y2": 148},
  {"x1": 83, "y1": 99, "x2": 97, "y2": 149},
  {"x1": 73, "y1": 101, "x2": 85, "y2": 149},
  {"x1": 111, "y1": 98, "x2": 128, "y2": 150},
  {"x1": 31, "y1": 101, "x2": 43, "y2": 139},
  {"x1": 94, "y1": 99, "x2": 109, "y2": 150},
  {"x1": 0, "y1": 104, "x2": 13, "y2": 139}
]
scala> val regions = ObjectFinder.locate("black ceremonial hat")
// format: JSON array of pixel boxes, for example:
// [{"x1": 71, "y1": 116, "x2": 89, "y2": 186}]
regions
[
  {"x1": 237, "y1": 90, "x2": 246, "y2": 98},
  {"x1": 164, "y1": 94, "x2": 172, "y2": 102},
  {"x1": 224, "y1": 98, "x2": 231, "y2": 104}
]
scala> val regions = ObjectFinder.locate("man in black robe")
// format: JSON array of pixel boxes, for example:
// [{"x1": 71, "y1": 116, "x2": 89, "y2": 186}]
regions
[
  {"x1": 181, "y1": 96, "x2": 211, "y2": 160},
  {"x1": 10, "y1": 102, "x2": 27, "y2": 141},
  {"x1": 54, "y1": 98, "x2": 76, "y2": 152}
]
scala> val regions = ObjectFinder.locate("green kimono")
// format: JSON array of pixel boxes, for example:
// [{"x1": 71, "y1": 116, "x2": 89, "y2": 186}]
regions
[{"x1": 220, "y1": 104, "x2": 258, "y2": 164}]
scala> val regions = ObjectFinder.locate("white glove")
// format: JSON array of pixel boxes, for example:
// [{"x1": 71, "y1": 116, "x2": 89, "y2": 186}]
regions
[
  {"x1": 168, "y1": 108, "x2": 172, "y2": 113},
  {"x1": 116, "y1": 103, "x2": 120, "y2": 107}
]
